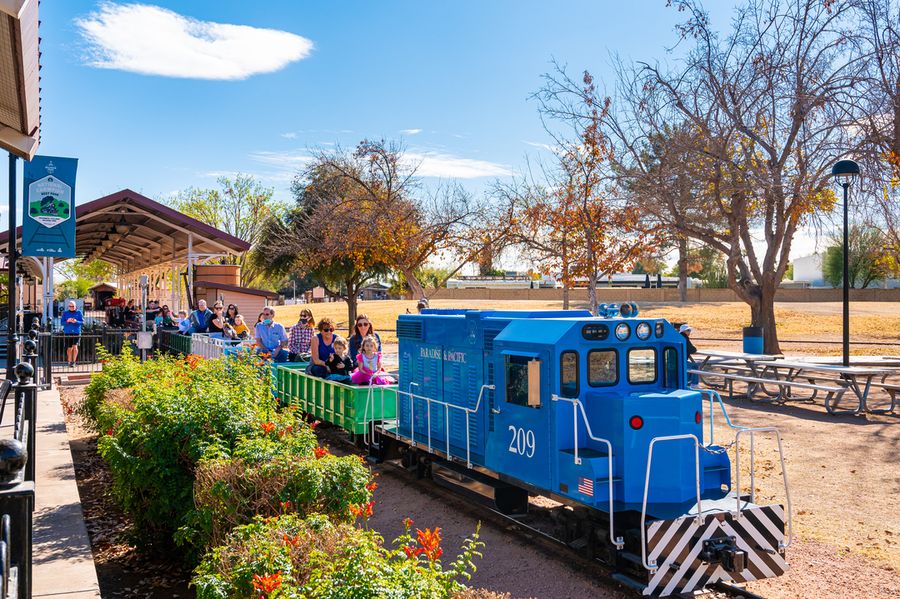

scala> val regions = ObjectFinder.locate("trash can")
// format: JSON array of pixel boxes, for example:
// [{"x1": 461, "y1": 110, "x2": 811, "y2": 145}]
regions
[{"x1": 742, "y1": 326, "x2": 764, "y2": 354}]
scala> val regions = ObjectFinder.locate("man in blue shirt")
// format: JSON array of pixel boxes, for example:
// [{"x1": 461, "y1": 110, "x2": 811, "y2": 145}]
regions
[
  {"x1": 61, "y1": 300, "x2": 84, "y2": 367},
  {"x1": 186, "y1": 299, "x2": 213, "y2": 334},
  {"x1": 254, "y1": 306, "x2": 289, "y2": 362}
]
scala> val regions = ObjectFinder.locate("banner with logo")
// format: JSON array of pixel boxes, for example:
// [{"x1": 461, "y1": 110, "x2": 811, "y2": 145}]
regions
[{"x1": 22, "y1": 155, "x2": 78, "y2": 258}]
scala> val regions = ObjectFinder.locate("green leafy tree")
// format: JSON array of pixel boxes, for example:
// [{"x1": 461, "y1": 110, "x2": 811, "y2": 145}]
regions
[
  {"x1": 57, "y1": 259, "x2": 114, "y2": 283},
  {"x1": 253, "y1": 161, "x2": 391, "y2": 330},
  {"x1": 55, "y1": 278, "x2": 93, "y2": 300},
  {"x1": 169, "y1": 174, "x2": 288, "y2": 288},
  {"x1": 822, "y1": 225, "x2": 888, "y2": 289}
]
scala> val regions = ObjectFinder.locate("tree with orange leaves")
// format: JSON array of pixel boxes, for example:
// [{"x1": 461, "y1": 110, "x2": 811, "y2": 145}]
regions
[{"x1": 526, "y1": 69, "x2": 663, "y2": 315}]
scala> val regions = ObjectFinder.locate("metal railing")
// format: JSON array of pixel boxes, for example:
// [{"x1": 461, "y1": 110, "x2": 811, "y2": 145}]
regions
[
  {"x1": 550, "y1": 394, "x2": 624, "y2": 550},
  {"x1": 0, "y1": 363, "x2": 38, "y2": 598},
  {"x1": 189, "y1": 334, "x2": 249, "y2": 360},
  {"x1": 397, "y1": 383, "x2": 494, "y2": 469},
  {"x1": 636, "y1": 387, "x2": 794, "y2": 573}
]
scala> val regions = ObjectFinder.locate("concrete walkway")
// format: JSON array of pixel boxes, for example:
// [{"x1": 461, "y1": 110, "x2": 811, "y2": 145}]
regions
[{"x1": 33, "y1": 387, "x2": 101, "y2": 598}]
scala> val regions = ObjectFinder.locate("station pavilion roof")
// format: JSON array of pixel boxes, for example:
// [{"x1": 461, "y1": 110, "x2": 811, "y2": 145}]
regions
[{"x1": 0, "y1": 188, "x2": 250, "y2": 278}]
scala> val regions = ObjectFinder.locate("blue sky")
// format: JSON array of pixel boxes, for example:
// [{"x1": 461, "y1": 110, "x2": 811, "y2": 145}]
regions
[{"x1": 5, "y1": 1, "x2": 823, "y2": 258}]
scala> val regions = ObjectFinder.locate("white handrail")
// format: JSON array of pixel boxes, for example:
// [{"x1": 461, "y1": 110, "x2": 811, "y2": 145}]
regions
[
  {"x1": 398, "y1": 384, "x2": 494, "y2": 468},
  {"x1": 640, "y1": 434, "x2": 702, "y2": 573},
  {"x1": 550, "y1": 394, "x2": 624, "y2": 550},
  {"x1": 735, "y1": 426, "x2": 793, "y2": 550},
  {"x1": 694, "y1": 388, "x2": 793, "y2": 550}
]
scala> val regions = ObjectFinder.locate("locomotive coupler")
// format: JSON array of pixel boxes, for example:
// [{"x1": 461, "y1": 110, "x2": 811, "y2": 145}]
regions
[{"x1": 699, "y1": 536, "x2": 746, "y2": 573}]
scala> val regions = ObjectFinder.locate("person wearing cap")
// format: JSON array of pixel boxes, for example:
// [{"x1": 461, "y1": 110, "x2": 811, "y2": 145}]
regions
[
  {"x1": 416, "y1": 298, "x2": 429, "y2": 313},
  {"x1": 61, "y1": 300, "x2": 84, "y2": 367},
  {"x1": 679, "y1": 324, "x2": 697, "y2": 358}
]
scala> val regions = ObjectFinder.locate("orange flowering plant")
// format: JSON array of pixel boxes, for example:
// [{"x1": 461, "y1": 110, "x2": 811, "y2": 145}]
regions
[{"x1": 194, "y1": 514, "x2": 485, "y2": 598}]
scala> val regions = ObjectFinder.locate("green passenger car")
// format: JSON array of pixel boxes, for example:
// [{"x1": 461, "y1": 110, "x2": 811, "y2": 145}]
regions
[{"x1": 274, "y1": 363, "x2": 398, "y2": 435}]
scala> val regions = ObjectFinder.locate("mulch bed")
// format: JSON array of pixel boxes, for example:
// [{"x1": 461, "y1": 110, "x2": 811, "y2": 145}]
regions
[{"x1": 62, "y1": 386, "x2": 194, "y2": 598}]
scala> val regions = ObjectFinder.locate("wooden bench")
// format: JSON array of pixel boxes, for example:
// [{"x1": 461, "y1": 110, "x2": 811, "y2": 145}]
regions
[{"x1": 689, "y1": 369, "x2": 847, "y2": 405}]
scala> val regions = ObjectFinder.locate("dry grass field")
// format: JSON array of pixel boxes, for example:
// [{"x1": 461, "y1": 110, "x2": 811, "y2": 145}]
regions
[{"x1": 273, "y1": 298, "x2": 900, "y2": 355}]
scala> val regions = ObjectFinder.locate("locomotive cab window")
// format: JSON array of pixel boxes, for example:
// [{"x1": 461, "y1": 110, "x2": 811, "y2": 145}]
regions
[
  {"x1": 663, "y1": 347, "x2": 679, "y2": 389},
  {"x1": 560, "y1": 351, "x2": 579, "y2": 397},
  {"x1": 588, "y1": 349, "x2": 618, "y2": 386},
  {"x1": 628, "y1": 348, "x2": 657, "y2": 384},
  {"x1": 506, "y1": 355, "x2": 542, "y2": 408}
]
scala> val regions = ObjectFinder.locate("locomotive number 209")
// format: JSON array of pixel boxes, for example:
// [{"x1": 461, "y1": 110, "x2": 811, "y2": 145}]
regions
[{"x1": 507, "y1": 426, "x2": 536, "y2": 458}]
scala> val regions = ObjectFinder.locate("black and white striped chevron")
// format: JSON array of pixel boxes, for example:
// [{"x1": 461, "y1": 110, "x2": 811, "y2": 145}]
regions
[{"x1": 642, "y1": 504, "x2": 788, "y2": 597}]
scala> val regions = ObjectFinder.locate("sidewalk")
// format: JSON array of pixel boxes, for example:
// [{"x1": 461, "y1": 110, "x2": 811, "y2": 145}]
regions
[{"x1": 32, "y1": 387, "x2": 100, "y2": 598}]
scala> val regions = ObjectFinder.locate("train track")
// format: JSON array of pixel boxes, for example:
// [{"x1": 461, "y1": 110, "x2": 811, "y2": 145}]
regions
[{"x1": 318, "y1": 424, "x2": 767, "y2": 599}]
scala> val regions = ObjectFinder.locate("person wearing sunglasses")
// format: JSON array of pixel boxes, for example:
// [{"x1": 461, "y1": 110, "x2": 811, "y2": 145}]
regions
[
  {"x1": 208, "y1": 301, "x2": 228, "y2": 337},
  {"x1": 348, "y1": 314, "x2": 381, "y2": 369},
  {"x1": 307, "y1": 317, "x2": 337, "y2": 378},
  {"x1": 289, "y1": 309, "x2": 315, "y2": 361},
  {"x1": 254, "y1": 306, "x2": 290, "y2": 362}
]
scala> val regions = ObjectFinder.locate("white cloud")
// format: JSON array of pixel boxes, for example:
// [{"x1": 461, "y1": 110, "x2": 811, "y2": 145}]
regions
[
  {"x1": 75, "y1": 3, "x2": 313, "y2": 80},
  {"x1": 406, "y1": 152, "x2": 512, "y2": 179},
  {"x1": 523, "y1": 140, "x2": 555, "y2": 152},
  {"x1": 281, "y1": 132, "x2": 298, "y2": 140},
  {"x1": 400, "y1": 128, "x2": 423, "y2": 135},
  {"x1": 250, "y1": 151, "x2": 314, "y2": 170}
]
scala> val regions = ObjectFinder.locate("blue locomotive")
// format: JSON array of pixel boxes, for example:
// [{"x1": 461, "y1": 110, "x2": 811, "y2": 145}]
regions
[{"x1": 371, "y1": 308, "x2": 791, "y2": 596}]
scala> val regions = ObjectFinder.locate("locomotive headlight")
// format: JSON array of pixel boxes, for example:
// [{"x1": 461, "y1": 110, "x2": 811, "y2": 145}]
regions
[
  {"x1": 635, "y1": 322, "x2": 651, "y2": 341},
  {"x1": 615, "y1": 322, "x2": 630, "y2": 341}
]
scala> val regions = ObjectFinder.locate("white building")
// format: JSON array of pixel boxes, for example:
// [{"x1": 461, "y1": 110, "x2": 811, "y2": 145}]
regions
[{"x1": 791, "y1": 253, "x2": 824, "y2": 287}]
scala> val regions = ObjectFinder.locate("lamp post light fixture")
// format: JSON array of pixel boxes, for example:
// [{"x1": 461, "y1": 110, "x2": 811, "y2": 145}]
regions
[{"x1": 831, "y1": 159, "x2": 860, "y2": 367}]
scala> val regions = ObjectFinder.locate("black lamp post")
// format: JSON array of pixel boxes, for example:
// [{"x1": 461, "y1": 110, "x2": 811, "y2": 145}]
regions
[{"x1": 830, "y1": 159, "x2": 860, "y2": 367}]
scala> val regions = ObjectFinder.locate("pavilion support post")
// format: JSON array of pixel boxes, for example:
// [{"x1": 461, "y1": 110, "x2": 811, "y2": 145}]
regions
[{"x1": 6, "y1": 152, "x2": 18, "y2": 379}]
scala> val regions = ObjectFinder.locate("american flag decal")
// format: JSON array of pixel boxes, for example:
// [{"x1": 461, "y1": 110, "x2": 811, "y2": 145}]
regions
[{"x1": 577, "y1": 477, "x2": 594, "y2": 497}]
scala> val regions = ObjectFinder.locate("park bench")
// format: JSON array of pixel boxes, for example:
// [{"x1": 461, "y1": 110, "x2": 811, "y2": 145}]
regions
[{"x1": 688, "y1": 369, "x2": 847, "y2": 405}]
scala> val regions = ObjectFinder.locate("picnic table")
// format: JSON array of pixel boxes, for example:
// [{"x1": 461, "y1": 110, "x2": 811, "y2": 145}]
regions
[
  {"x1": 693, "y1": 351, "x2": 898, "y2": 415},
  {"x1": 757, "y1": 360, "x2": 896, "y2": 415},
  {"x1": 693, "y1": 349, "x2": 780, "y2": 370},
  {"x1": 796, "y1": 355, "x2": 900, "y2": 368}
]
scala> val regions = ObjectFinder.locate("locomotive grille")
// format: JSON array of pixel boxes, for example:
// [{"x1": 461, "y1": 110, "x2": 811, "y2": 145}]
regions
[
  {"x1": 397, "y1": 320, "x2": 423, "y2": 340},
  {"x1": 483, "y1": 328, "x2": 502, "y2": 350}
]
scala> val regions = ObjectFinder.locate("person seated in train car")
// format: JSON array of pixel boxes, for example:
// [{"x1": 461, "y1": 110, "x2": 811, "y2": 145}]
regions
[
  {"x1": 186, "y1": 299, "x2": 213, "y2": 334},
  {"x1": 145, "y1": 299, "x2": 161, "y2": 322},
  {"x1": 351, "y1": 335, "x2": 396, "y2": 385},
  {"x1": 154, "y1": 305, "x2": 176, "y2": 329},
  {"x1": 289, "y1": 308, "x2": 315, "y2": 361},
  {"x1": 348, "y1": 314, "x2": 381, "y2": 368},
  {"x1": 208, "y1": 302, "x2": 228, "y2": 337},
  {"x1": 229, "y1": 314, "x2": 250, "y2": 340},
  {"x1": 225, "y1": 303, "x2": 239, "y2": 325},
  {"x1": 324, "y1": 336, "x2": 354, "y2": 383},
  {"x1": 176, "y1": 310, "x2": 190, "y2": 334},
  {"x1": 307, "y1": 317, "x2": 338, "y2": 377},
  {"x1": 255, "y1": 306, "x2": 290, "y2": 362},
  {"x1": 124, "y1": 299, "x2": 138, "y2": 324}
]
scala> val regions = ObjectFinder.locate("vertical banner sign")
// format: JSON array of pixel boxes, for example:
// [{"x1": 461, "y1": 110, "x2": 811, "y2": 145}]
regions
[{"x1": 22, "y1": 155, "x2": 78, "y2": 258}]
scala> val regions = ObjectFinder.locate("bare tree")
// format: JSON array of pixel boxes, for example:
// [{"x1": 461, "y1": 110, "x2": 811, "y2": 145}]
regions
[
  {"x1": 853, "y1": 0, "x2": 900, "y2": 272},
  {"x1": 529, "y1": 68, "x2": 663, "y2": 315},
  {"x1": 622, "y1": 0, "x2": 864, "y2": 353}
]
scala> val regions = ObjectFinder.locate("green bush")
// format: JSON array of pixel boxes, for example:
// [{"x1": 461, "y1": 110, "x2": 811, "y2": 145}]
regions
[
  {"x1": 193, "y1": 514, "x2": 483, "y2": 599},
  {"x1": 91, "y1": 351, "x2": 281, "y2": 555},
  {"x1": 80, "y1": 345, "x2": 141, "y2": 431}
]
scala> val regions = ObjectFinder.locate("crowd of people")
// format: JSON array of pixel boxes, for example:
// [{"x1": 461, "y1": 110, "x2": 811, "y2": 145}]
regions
[{"x1": 171, "y1": 301, "x2": 395, "y2": 386}]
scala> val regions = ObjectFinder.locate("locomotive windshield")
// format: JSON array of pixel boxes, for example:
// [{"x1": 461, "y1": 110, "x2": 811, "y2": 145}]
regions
[
  {"x1": 560, "y1": 351, "x2": 578, "y2": 397},
  {"x1": 588, "y1": 349, "x2": 617, "y2": 386},
  {"x1": 628, "y1": 348, "x2": 657, "y2": 384}
]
